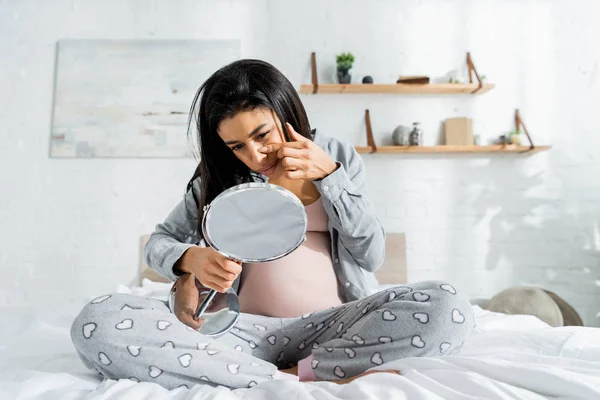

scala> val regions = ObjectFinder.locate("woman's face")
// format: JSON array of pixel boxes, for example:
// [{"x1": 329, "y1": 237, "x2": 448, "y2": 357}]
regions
[{"x1": 218, "y1": 108, "x2": 285, "y2": 177}]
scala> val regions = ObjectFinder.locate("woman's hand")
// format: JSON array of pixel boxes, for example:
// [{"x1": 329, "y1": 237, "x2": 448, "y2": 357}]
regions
[
  {"x1": 258, "y1": 123, "x2": 338, "y2": 181},
  {"x1": 175, "y1": 246, "x2": 242, "y2": 293},
  {"x1": 173, "y1": 273, "x2": 204, "y2": 329}
]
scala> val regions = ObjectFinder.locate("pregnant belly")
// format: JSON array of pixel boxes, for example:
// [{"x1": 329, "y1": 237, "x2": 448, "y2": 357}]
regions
[{"x1": 237, "y1": 232, "x2": 343, "y2": 317}]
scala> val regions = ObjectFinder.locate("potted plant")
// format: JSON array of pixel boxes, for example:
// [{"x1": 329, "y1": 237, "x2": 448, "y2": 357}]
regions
[
  {"x1": 508, "y1": 129, "x2": 523, "y2": 145},
  {"x1": 336, "y1": 52, "x2": 354, "y2": 84}
]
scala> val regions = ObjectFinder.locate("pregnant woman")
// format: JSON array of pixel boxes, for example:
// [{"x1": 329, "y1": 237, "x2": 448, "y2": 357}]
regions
[{"x1": 70, "y1": 59, "x2": 474, "y2": 389}]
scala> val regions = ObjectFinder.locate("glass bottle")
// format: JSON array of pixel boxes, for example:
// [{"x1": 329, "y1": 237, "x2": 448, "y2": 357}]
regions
[{"x1": 409, "y1": 122, "x2": 422, "y2": 146}]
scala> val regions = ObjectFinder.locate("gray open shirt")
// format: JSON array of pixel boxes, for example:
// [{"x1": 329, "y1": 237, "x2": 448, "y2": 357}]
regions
[{"x1": 145, "y1": 130, "x2": 386, "y2": 302}]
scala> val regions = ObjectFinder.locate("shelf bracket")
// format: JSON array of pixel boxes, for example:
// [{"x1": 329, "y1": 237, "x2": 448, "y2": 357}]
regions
[
  {"x1": 364, "y1": 109, "x2": 377, "y2": 153},
  {"x1": 515, "y1": 109, "x2": 535, "y2": 151},
  {"x1": 466, "y1": 52, "x2": 484, "y2": 94},
  {"x1": 310, "y1": 52, "x2": 319, "y2": 94}
]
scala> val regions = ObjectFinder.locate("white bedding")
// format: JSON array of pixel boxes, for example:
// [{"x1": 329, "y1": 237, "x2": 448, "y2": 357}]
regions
[{"x1": 1, "y1": 281, "x2": 599, "y2": 400}]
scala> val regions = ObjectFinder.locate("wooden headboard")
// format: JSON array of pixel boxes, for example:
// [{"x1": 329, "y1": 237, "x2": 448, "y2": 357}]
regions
[
  {"x1": 375, "y1": 233, "x2": 407, "y2": 285},
  {"x1": 139, "y1": 233, "x2": 407, "y2": 285}
]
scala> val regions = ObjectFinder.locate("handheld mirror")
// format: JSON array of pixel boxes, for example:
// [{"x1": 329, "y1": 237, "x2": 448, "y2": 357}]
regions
[{"x1": 168, "y1": 182, "x2": 308, "y2": 337}]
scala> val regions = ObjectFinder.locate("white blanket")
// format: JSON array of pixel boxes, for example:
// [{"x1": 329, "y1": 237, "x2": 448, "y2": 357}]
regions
[{"x1": 1, "y1": 281, "x2": 599, "y2": 400}]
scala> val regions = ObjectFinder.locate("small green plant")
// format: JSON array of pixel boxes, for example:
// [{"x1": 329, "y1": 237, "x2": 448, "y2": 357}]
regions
[
  {"x1": 508, "y1": 129, "x2": 523, "y2": 144},
  {"x1": 336, "y1": 52, "x2": 355, "y2": 72},
  {"x1": 508, "y1": 129, "x2": 522, "y2": 138}
]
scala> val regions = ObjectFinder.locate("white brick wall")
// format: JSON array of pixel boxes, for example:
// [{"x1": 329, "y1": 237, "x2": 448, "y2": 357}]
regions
[{"x1": 2, "y1": 0, "x2": 599, "y2": 326}]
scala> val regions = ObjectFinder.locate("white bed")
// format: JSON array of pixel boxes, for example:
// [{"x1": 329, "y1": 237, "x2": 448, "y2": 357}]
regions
[{"x1": 1, "y1": 279, "x2": 599, "y2": 400}]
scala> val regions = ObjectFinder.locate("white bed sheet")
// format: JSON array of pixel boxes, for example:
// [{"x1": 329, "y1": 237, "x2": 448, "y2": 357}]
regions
[{"x1": 1, "y1": 281, "x2": 599, "y2": 400}]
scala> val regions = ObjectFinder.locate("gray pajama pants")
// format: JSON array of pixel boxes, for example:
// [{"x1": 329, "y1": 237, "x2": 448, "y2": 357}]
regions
[{"x1": 71, "y1": 281, "x2": 474, "y2": 390}]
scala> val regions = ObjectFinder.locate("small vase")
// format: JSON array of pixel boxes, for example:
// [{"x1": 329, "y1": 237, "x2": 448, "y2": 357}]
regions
[
  {"x1": 392, "y1": 125, "x2": 410, "y2": 146},
  {"x1": 337, "y1": 69, "x2": 351, "y2": 84}
]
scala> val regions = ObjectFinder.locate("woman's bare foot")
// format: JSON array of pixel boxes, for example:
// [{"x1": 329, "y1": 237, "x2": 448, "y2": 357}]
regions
[{"x1": 332, "y1": 369, "x2": 400, "y2": 385}]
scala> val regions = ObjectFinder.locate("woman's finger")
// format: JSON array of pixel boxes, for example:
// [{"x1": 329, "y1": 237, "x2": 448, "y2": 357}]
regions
[
  {"x1": 284, "y1": 169, "x2": 305, "y2": 180},
  {"x1": 203, "y1": 277, "x2": 229, "y2": 293},
  {"x1": 258, "y1": 141, "x2": 305, "y2": 154},
  {"x1": 206, "y1": 273, "x2": 234, "y2": 289},
  {"x1": 213, "y1": 257, "x2": 243, "y2": 275},
  {"x1": 208, "y1": 266, "x2": 237, "y2": 282},
  {"x1": 221, "y1": 259, "x2": 243, "y2": 275},
  {"x1": 285, "y1": 122, "x2": 309, "y2": 142},
  {"x1": 208, "y1": 261, "x2": 240, "y2": 285},
  {"x1": 277, "y1": 146, "x2": 307, "y2": 159},
  {"x1": 281, "y1": 157, "x2": 304, "y2": 170}
]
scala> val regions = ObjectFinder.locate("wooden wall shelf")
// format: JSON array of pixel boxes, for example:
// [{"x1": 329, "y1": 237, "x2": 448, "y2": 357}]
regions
[
  {"x1": 355, "y1": 145, "x2": 552, "y2": 154},
  {"x1": 302, "y1": 51, "x2": 494, "y2": 95},
  {"x1": 358, "y1": 109, "x2": 547, "y2": 154},
  {"x1": 300, "y1": 83, "x2": 495, "y2": 95}
]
